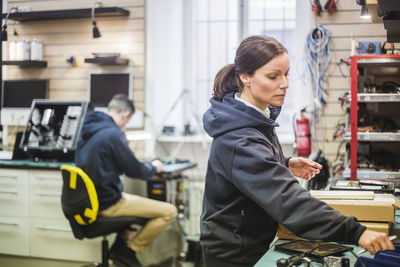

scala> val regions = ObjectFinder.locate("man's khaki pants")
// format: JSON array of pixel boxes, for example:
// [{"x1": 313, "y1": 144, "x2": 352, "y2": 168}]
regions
[{"x1": 99, "y1": 192, "x2": 177, "y2": 252}]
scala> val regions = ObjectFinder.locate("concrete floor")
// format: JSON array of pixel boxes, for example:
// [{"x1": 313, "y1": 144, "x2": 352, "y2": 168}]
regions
[{"x1": 0, "y1": 255, "x2": 196, "y2": 267}]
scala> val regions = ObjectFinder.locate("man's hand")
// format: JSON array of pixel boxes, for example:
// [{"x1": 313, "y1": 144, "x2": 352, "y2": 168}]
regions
[
  {"x1": 358, "y1": 230, "x2": 395, "y2": 255},
  {"x1": 288, "y1": 157, "x2": 322, "y2": 180},
  {"x1": 151, "y1": 159, "x2": 163, "y2": 174}
]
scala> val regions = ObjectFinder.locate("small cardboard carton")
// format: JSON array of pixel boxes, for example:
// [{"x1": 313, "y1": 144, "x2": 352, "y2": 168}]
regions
[
  {"x1": 277, "y1": 191, "x2": 398, "y2": 240},
  {"x1": 309, "y1": 191, "x2": 400, "y2": 222}
]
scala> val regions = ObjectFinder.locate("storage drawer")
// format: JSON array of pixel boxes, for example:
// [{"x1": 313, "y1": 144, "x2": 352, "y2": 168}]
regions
[
  {"x1": 0, "y1": 216, "x2": 29, "y2": 256},
  {"x1": 30, "y1": 218, "x2": 105, "y2": 262},
  {"x1": 29, "y1": 170, "x2": 64, "y2": 219},
  {"x1": 0, "y1": 169, "x2": 29, "y2": 217}
]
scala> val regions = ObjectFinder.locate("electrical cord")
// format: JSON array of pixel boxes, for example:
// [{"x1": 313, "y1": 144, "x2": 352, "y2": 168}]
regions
[
  {"x1": 305, "y1": 24, "x2": 331, "y2": 153},
  {"x1": 350, "y1": 250, "x2": 366, "y2": 267},
  {"x1": 305, "y1": 24, "x2": 331, "y2": 112},
  {"x1": 277, "y1": 241, "x2": 351, "y2": 267},
  {"x1": 297, "y1": 242, "x2": 334, "y2": 267}
]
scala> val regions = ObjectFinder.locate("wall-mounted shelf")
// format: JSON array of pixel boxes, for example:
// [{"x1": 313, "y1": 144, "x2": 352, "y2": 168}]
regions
[
  {"x1": 85, "y1": 57, "x2": 129, "y2": 66},
  {"x1": 157, "y1": 134, "x2": 212, "y2": 143},
  {"x1": 1, "y1": 60, "x2": 47, "y2": 68},
  {"x1": 2, "y1": 7, "x2": 129, "y2": 22}
]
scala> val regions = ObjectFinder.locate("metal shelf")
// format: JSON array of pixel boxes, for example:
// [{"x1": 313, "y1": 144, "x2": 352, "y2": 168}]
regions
[
  {"x1": 2, "y1": 7, "x2": 129, "y2": 21},
  {"x1": 157, "y1": 135, "x2": 212, "y2": 143},
  {"x1": 1, "y1": 60, "x2": 47, "y2": 68},
  {"x1": 358, "y1": 93, "x2": 400, "y2": 102},
  {"x1": 344, "y1": 132, "x2": 400, "y2": 141},
  {"x1": 357, "y1": 57, "x2": 400, "y2": 66},
  {"x1": 343, "y1": 169, "x2": 400, "y2": 179}
]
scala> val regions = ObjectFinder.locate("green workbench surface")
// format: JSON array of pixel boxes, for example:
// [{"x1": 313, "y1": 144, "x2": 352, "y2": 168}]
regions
[
  {"x1": 256, "y1": 197, "x2": 400, "y2": 266},
  {"x1": 254, "y1": 239, "x2": 372, "y2": 267},
  {"x1": 0, "y1": 159, "x2": 74, "y2": 170}
]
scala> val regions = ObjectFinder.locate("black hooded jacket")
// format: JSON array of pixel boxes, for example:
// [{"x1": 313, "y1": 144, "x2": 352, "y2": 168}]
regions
[
  {"x1": 75, "y1": 111, "x2": 156, "y2": 211},
  {"x1": 200, "y1": 92, "x2": 365, "y2": 265}
]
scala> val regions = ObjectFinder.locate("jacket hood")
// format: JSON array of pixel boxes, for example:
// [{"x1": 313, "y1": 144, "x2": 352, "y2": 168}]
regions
[
  {"x1": 203, "y1": 92, "x2": 281, "y2": 138},
  {"x1": 80, "y1": 111, "x2": 118, "y2": 140}
]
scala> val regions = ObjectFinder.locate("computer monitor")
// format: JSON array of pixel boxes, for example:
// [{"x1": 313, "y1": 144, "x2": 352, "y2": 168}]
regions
[
  {"x1": 19, "y1": 100, "x2": 89, "y2": 161},
  {"x1": 1, "y1": 79, "x2": 49, "y2": 108},
  {"x1": 88, "y1": 71, "x2": 133, "y2": 107}
]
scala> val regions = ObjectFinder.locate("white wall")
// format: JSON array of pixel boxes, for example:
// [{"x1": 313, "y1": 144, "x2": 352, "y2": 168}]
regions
[
  {"x1": 293, "y1": 0, "x2": 315, "y2": 111},
  {"x1": 146, "y1": 0, "x2": 184, "y2": 135}
]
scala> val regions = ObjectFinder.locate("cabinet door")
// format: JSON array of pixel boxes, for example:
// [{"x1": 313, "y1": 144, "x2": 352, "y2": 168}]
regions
[
  {"x1": 0, "y1": 169, "x2": 29, "y2": 217},
  {"x1": 29, "y1": 170, "x2": 64, "y2": 219},
  {"x1": 30, "y1": 218, "x2": 105, "y2": 262},
  {"x1": 0, "y1": 216, "x2": 29, "y2": 256}
]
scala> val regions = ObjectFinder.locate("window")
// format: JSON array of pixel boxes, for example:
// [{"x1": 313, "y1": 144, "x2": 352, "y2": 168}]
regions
[{"x1": 187, "y1": 0, "x2": 297, "y2": 140}]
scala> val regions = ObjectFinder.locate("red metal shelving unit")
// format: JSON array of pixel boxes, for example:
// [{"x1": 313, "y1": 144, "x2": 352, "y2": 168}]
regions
[{"x1": 350, "y1": 54, "x2": 400, "y2": 180}]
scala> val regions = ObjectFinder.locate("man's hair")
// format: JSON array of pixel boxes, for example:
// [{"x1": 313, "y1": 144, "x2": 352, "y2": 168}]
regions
[{"x1": 107, "y1": 94, "x2": 135, "y2": 115}]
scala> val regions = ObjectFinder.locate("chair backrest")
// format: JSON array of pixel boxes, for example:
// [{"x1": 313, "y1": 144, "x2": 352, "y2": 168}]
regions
[{"x1": 61, "y1": 165, "x2": 99, "y2": 226}]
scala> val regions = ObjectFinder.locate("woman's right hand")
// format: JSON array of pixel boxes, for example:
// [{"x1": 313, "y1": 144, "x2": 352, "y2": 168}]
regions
[{"x1": 358, "y1": 229, "x2": 395, "y2": 254}]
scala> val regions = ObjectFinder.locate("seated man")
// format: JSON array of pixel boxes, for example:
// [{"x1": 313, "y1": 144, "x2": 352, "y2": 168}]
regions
[{"x1": 75, "y1": 94, "x2": 177, "y2": 267}]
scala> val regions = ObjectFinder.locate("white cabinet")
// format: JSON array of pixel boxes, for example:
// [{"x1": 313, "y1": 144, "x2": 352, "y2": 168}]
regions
[
  {"x1": 0, "y1": 167, "x2": 101, "y2": 262},
  {"x1": 29, "y1": 170, "x2": 64, "y2": 219},
  {"x1": 29, "y1": 218, "x2": 103, "y2": 261},
  {"x1": 0, "y1": 169, "x2": 29, "y2": 256},
  {"x1": 0, "y1": 216, "x2": 29, "y2": 256},
  {"x1": 0, "y1": 169, "x2": 29, "y2": 217}
]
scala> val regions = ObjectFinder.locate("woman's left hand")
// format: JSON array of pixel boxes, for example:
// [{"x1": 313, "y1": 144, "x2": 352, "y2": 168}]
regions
[{"x1": 288, "y1": 157, "x2": 322, "y2": 180}]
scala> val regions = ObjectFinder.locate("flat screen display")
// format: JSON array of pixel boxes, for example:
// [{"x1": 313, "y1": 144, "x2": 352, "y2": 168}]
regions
[
  {"x1": 2, "y1": 79, "x2": 49, "y2": 108},
  {"x1": 89, "y1": 72, "x2": 132, "y2": 107}
]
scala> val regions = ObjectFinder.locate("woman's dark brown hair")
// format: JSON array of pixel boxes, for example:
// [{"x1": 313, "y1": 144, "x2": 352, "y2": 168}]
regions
[{"x1": 213, "y1": 35, "x2": 287, "y2": 100}]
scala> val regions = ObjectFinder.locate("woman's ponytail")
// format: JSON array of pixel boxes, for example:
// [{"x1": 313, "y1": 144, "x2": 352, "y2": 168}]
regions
[{"x1": 213, "y1": 64, "x2": 243, "y2": 100}]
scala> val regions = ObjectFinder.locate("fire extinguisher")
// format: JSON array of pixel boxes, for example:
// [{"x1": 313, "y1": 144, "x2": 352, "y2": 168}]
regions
[{"x1": 295, "y1": 111, "x2": 311, "y2": 157}]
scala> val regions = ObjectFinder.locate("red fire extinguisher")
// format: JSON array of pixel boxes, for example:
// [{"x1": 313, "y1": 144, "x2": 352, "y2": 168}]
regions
[{"x1": 295, "y1": 113, "x2": 311, "y2": 157}]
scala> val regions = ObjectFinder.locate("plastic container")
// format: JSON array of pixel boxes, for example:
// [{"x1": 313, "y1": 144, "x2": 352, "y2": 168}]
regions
[
  {"x1": 355, "y1": 243, "x2": 400, "y2": 267},
  {"x1": 9, "y1": 40, "x2": 17, "y2": 60},
  {"x1": 30, "y1": 39, "x2": 43, "y2": 60},
  {"x1": 16, "y1": 39, "x2": 30, "y2": 60}
]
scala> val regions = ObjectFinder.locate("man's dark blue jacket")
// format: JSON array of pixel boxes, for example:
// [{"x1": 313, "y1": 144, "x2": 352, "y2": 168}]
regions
[
  {"x1": 75, "y1": 111, "x2": 156, "y2": 211},
  {"x1": 200, "y1": 92, "x2": 365, "y2": 266}
]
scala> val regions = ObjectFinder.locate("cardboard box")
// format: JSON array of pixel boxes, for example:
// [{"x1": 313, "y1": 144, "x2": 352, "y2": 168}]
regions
[
  {"x1": 277, "y1": 222, "x2": 391, "y2": 240},
  {"x1": 310, "y1": 191, "x2": 400, "y2": 222},
  {"x1": 360, "y1": 222, "x2": 391, "y2": 235}
]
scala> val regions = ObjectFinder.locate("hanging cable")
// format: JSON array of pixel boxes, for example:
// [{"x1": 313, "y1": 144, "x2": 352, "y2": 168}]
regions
[
  {"x1": 305, "y1": 24, "x2": 331, "y2": 153},
  {"x1": 306, "y1": 24, "x2": 331, "y2": 111}
]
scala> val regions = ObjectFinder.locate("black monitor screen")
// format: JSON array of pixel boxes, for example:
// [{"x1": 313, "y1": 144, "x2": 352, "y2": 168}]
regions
[
  {"x1": 89, "y1": 72, "x2": 132, "y2": 107},
  {"x1": 2, "y1": 79, "x2": 49, "y2": 108}
]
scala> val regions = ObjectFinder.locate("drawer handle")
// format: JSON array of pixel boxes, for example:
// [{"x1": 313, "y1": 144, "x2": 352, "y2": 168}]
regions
[
  {"x1": 36, "y1": 225, "x2": 71, "y2": 232},
  {"x1": 0, "y1": 190, "x2": 18, "y2": 195},
  {"x1": 0, "y1": 175, "x2": 17, "y2": 179},
  {"x1": 0, "y1": 222, "x2": 19, "y2": 227},
  {"x1": 34, "y1": 176, "x2": 60, "y2": 181},
  {"x1": 34, "y1": 192, "x2": 61, "y2": 197}
]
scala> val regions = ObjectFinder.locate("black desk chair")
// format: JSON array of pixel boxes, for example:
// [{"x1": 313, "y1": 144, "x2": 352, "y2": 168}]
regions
[{"x1": 61, "y1": 165, "x2": 147, "y2": 267}]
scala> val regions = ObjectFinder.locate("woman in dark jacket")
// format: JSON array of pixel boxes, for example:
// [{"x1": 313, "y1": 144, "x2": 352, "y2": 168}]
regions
[{"x1": 200, "y1": 35, "x2": 394, "y2": 267}]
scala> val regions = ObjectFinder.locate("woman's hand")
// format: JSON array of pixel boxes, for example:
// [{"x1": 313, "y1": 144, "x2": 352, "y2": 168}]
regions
[
  {"x1": 358, "y1": 230, "x2": 395, "y2": 255},
  {"x1": 288, "y1": 157, "x2": 322, "y2": 180}
]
